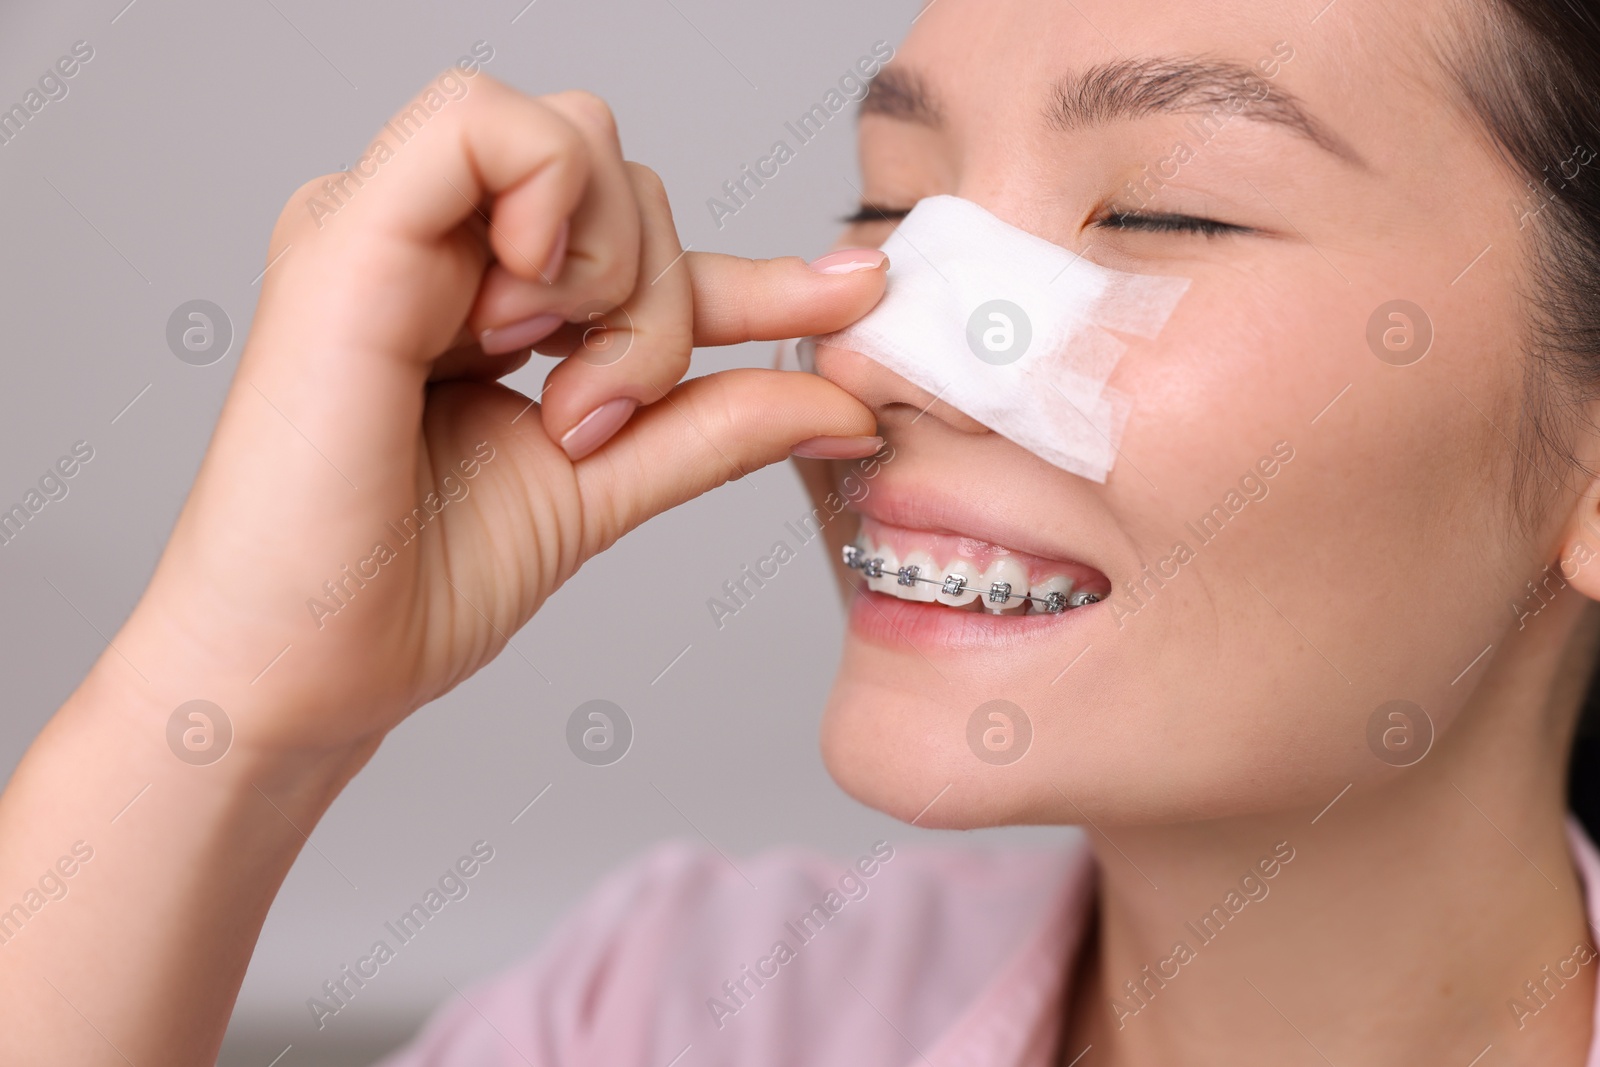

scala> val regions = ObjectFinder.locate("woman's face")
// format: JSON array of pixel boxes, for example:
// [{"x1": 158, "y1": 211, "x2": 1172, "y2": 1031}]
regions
[{"x1": 811, "y1": 0, "x2": 1553, "y2": 827}]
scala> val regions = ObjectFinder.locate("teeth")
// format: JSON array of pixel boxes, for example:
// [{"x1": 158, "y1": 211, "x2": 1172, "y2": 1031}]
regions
[
  {"x1": 1030, "y1": 575, "x2": 1074, "y2": 614},
  {"x1": 844, "y1": 534, "x2": 1096, "y2": 616},
  {"x1": 866, "y1": 545, "x2": 901, "y2": 595},
  {"x1": 898, "y1": 551, "x2": 938, "y2": 602},
  {"x1": 934, "y1": 560, "x2": 982, "y2": 608},
  {"x1": 980, "y1": 559, "x2": 1030, "y2": 615}
]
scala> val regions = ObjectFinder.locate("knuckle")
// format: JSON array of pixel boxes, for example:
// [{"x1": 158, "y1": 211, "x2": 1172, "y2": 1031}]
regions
[
  {"x1": 625, "y1": 161, "x2": 669, "y2": 203},
  {"x1": 585, "y1": 253, "x2": 640, "y2": 308},
  {"x1": 272, "y1": 173, "x2": 341, "y2": 240},
  {"x1": 456, "y1": 72, "x2": 518, "y2": 121},
  {"x1": 526, "y1": 103, "x2": 590, "y2": 177},
  {"x1": 548, "y1": 89, "x2": 619, "y2": 142},
  {"x1": 640, "y1": 322, "x2": 694, "y2": 374},
  {"x1": 423, "y1": 65, "x2": 486, "y2": 102},
  {"x1": 724, "y1": 257, "x2": 763, "y2": 340},
  {"x1": 698, "y1": 371, "x2": 748, "y2": 443},
  {"x1": 595, "y1": 277, "x2": 636, "y2": 310},
  {"x1": 288, "y1": 174, "x2": 331, "y2": 204},
  {"x1": 552, "y1": 116, "x2": 590, "y2": 168}
]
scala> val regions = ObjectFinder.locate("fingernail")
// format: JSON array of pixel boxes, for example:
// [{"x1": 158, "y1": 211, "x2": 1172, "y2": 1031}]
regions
[
  {"x1": 790, "y1": 435, "x2": 884, "y2": 459},
  {"x1": 543, "y1": 220, "x2": 570, "y2": 283},
  {"x1": 808, "y1": 248, "x2": 889, "y2": 275},
  {"x1": 561, "y1": 397, "x2": 639, "y2": 461},
  {"x1": 481, "y1": 313, "x2": 564, "y2": 355}
]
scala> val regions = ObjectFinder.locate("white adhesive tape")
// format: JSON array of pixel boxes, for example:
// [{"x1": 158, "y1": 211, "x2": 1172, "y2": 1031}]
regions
[{"x1": 793, "y1": 196, "x2": 1189, "y2": 482}]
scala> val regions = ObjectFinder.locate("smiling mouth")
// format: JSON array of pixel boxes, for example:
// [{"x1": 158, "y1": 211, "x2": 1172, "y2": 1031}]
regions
[{"x1": 844, "y1": 516, "x2": 1110, "y2": 616}]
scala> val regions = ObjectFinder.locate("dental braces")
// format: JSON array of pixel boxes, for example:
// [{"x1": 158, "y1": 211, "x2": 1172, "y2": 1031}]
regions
[{"x1": 842, "y1": 545, "x2": 1103, "y2": 613}]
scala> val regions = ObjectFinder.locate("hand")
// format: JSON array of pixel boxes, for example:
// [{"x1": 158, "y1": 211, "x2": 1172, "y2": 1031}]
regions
[
  {"x1": 112, "y1": 72, "x2": 889, "y2": 758},
  {"x1": 0, "y1": 70, "x2": 892, "y2": 1067}
]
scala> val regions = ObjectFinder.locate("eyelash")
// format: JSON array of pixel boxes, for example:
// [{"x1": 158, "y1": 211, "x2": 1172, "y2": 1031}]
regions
[
  {"x1": 839, "y1": 206, "x2": 910, "y2": 225},
  {"x1": 1098, "y1": 211, "x2": 1249, "y2": 238},
  {"x1": 839, "y1": 205, "x2": 1250, "y2": 238}
]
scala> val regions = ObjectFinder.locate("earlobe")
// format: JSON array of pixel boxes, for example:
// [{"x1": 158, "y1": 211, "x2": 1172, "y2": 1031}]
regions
[
  {"x1": 1554, "y1": 500, "x2": 1600, "y2": 602},
  {"x1": 1561, "y1": 535, "x2": 1600, "y2": 597},
  {"x1": 1510, "y1": 487, "x2": 1600, "y2": 634}
]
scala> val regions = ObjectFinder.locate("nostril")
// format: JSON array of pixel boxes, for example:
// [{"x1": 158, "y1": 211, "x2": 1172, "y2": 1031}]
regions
[{"x1": 810, "y1": 340, "x2": 978, "y2": 430}]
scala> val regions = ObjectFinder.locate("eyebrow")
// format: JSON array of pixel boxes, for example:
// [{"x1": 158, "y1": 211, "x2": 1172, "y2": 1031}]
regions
[
  {"x1": 862, "y1": 59, "x2": 1368, "y2": 169},
  {"x1": 860, "y1": 67, "x2": 944, "y2": 126}
]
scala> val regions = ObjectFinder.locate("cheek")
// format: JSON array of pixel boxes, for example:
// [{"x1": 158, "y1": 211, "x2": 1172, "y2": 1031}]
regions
[
  {"x1": 1089, "y1": 274, "x2": 1524, "y2": 788},
  {"x1": 1117, "y1": 264, "x2": 1514, "y2": 630}
]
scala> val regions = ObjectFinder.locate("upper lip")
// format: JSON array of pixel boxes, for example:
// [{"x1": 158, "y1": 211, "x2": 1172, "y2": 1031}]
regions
[{"x1": 847, "y1": 479, "x2": 1108, "y2": 577}]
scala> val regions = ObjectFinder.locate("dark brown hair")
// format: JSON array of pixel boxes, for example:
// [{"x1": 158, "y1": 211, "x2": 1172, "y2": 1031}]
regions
[
  {"x1": 1446, "y1": 1, "x2": 1600, "y2": 510},
  {"x1": 1444, "y1": 0, "x2": 1600, "y2": 826}
]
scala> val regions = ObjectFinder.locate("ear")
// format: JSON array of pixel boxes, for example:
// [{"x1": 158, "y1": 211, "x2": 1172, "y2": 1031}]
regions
[{"x1": 1554, "y1": 486, "x2": 1600, "y2": 602}]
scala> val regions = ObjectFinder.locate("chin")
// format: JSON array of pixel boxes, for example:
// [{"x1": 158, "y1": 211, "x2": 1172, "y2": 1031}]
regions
[{"x1": 816, "y1": 665, "x2": 1095, "y2": 832}]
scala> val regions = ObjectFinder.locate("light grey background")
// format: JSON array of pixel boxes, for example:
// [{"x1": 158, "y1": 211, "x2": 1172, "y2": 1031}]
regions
[{"x1": 0, "y1": 2, "x2": 1074, "y2": 1064}]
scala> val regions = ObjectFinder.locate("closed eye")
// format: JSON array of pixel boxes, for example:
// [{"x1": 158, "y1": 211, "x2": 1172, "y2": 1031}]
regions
[
  {"x1": 840, "y1": 205, "x2": 912, "y2": 225},
  {"x1": 1096, "y1": 211, "x2": 1254, "y2": 238},
  {"x1": 840, "y1": 205, "x2": 1254, "y2": 238}
]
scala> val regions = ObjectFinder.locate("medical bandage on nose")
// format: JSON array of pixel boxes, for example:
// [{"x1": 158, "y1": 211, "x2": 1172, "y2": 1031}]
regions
[{"x1": 792, "y1": 195, "x2": 1190, "y2": 482}]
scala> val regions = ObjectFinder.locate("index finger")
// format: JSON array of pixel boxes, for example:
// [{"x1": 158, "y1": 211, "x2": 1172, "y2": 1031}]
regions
[{"x1": 686, "y1": 250, "x2": 891, "y2": 348}]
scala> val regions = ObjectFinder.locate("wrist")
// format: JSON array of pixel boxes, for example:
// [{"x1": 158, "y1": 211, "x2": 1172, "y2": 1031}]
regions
[{"x1": 71, "y1": 620, "x2": 383, "y2": 807}]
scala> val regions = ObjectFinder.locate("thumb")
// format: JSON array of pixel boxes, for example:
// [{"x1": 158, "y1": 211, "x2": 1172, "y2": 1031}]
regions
[{"x1": 573, "y1": 368, "x2": 879, "y2": 553}]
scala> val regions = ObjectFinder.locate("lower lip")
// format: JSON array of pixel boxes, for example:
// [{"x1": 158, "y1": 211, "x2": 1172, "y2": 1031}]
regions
[{"x1": 846, "y1": 582, "x2": 1095, "y2": 652}]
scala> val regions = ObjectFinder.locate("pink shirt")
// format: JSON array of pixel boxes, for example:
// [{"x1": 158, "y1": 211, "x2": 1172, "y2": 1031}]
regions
[{"x1": 377, "y1": 818, "x2": 1600, "y2": 1066}]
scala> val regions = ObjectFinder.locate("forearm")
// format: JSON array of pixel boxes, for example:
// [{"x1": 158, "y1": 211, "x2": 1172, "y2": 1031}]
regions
[{"x1": 0, "y1": 641, "x2": 376, "y2": 1065}]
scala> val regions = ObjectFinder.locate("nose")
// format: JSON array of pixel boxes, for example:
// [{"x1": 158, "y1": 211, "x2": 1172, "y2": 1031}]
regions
[
  {"x1": 811, "y1": 340, "x2": 991, "y2": 437},
  {"x1": 809, "y1": 180, "x2": 1094, "y2": 442}
]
